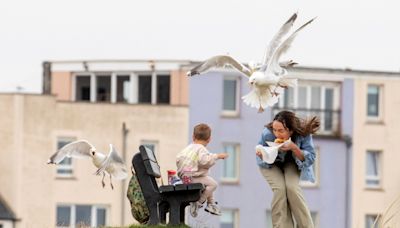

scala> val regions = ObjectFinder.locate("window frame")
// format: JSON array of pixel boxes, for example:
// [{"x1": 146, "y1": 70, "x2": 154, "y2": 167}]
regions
[
  {"x1": 55, "y1": 137, "x2": 77, "y2": 178},
  {"x1": 221, "y1": 76, "x2": 241, "y2": 118},
  {"x1": 220, "y1": 208, "x2": 239, "y2": 228},
  {"x1": 220, "y1": 143, "x2": 240, "y2": 184},
  {"x1": 365, "y1": 150, "x2": 383, "y2": 189},
  {"x1": 365, "y1": 214, "x2": 379, "y2": 228},
  {"x1": 56, "y1": 204, "x2": 108, "y2": 228},
  {"x1": 366, "y1": 84, "x2": 384, "y2": 123},
  {"x1": 276, "y1": 81, "x2": 341, "y2": 135},
  {"x1": 72, "y1": 71, "x2": 170, "y2": 105}
]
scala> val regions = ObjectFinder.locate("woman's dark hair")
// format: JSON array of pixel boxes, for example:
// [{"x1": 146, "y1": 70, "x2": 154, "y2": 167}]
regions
[{"x1": 266, "y1": 110, "x2": 320, "y2": 141}]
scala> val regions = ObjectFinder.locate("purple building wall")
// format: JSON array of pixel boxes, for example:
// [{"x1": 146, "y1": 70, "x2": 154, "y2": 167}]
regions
[{"x1": 188, "y1": 71, "x2": 352, "y2": 228}]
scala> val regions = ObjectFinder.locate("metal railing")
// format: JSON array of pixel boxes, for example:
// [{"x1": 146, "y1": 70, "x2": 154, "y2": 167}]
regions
[{"x1": 271, "y1": 107, "x2": 341, "y2": 137}]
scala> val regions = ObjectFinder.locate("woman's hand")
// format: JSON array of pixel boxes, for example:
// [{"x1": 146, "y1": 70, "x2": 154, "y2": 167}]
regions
[
  {"x1": 280, "y1": 141, "x2": 305, "y2": 161},
  {"x1": 256, "y1": 149, "x2": 263, "y2": 159},
  {"x1": 279, "y1": 141, "x2": 294, "y2": 152}
]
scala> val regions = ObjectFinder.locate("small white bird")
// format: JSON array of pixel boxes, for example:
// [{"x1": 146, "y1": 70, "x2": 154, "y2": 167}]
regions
[
  {"x1": 47, "y1": 140, "x2": 128, "y2": 189},
  {"x1": 187, "y1": 13, "x2": 315, "y2": 113}
]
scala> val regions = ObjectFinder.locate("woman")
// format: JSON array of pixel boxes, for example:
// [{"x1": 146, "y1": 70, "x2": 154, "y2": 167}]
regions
[{"x1": 256, "y1": 110, "x2": 320, "y2": 228}]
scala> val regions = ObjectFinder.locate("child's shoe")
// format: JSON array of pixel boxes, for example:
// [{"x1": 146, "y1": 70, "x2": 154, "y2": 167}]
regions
[
  {"x1": 204, "y1": 202, "x2": 221, "y2": 216},
  {"x1": 189, "y1": 201, "x2": 204, "y2": 217}
]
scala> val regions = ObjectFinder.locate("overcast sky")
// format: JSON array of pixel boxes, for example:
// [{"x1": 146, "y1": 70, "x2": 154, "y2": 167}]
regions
[{"x1": 1, "y1": 0, "x2": 399, "y2": 92}]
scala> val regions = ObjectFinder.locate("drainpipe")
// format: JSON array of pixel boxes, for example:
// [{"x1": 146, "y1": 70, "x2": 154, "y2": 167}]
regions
[
  {"x1": 121, "y1": 122, "x2": 129, "y2": 225},
  {"x1": 343, "y1": 135, "x2": 352, "y2": 228},
  {"x1": 42, "y1": 61, "x2": 51, "y2": 94}
]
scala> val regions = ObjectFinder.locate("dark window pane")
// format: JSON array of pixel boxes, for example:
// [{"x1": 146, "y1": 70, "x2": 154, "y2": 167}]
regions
[
  {"x1": 367, "y1": 85, "x2": 379, "y2": 117},
  {"x1": 117, "y1": 76, "x2": 130, "y2": 103},
  {"x1": 157, "y1": 75, "x2": 170, "y2": 104},
  {"x1": 223, "y1": 80, "x2": 236, "y2": 111},
  {"x1": 298, "y1": 87, "x2": 307, "y2": 109},
  {"x1": 56, "y1": 206, "x2": 71, "y2": 226},
  {"x1": 76, "y1": 76, "x2": 91, "y2": 101},
  {"x1": 284, "y1": 87, "x2": 294, "y2": 108},
  {"x1": 96, "y1": 76, "x2": 111, "y2": 102},
  {"x1": 325, "y1": 89, "x2": 334, "y2": 131},
  {"x1": 138, "y1": 76, "x2": 152, "y2": 103},
  {"x1": 75, "y1": 205, "x2": 91, "y2": 226},
  {"x1": 96, "y1": 208, "x2": 106, "y2": 226}
]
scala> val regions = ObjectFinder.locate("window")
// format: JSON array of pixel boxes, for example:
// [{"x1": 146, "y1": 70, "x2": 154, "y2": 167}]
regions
[
  {"x1": 56, "y1": 137, "x2": 76, "y2": 177},
  {"x1": 157, "y1": 75, "x2": 170, "y2": 104},
  {"x1": 75, "y1": 76, "x2": 91, "y2": 101},
  {"x1": 138, "y1": 75, "x2": 152, "y2": 103},
  {"x1": 367, "y1": 85, "x2": 381, "y2": 118},
  {"x1": 266, "y1": 210, "x2": 273, "y2": 228},
  {"x1": 116, "y1": 75, "x2": 130, "y2": 103},
  {"x1": 56, "y1": 205, "x2": 107, "y2": 228},
  {"x1": 222, "y1": 78, "x2": 239, "y2": 116},
  {"x1": 96, "y1": 75, "x2": 111, "y2": 102},
  {"x1": 366, "y1": 150, "x2": 382, "y2": 188},
  {"x1": 74, "y1": 72, "x2": 170, "y2": 104},
  {"x1": 300, "y1": 147, "x2": 320, "y2": 188},
  {"x1": 220, "y1": 209, "x2": 238, "y2": 228},
  {"x1": 221, "y1": 143, "x2": 239, "y2": 183},
  {"x1": 365, "y1": 214, "x2": 379, "y2": 228},
  {"x1": 276, "y1": 82, "x2": 340, "y2": 135}
]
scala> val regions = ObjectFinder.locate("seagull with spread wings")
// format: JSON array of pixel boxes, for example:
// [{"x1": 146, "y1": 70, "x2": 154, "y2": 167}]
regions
[
  {"x1": 47, "y1": 140, "x2": 128, "y2": 189},
  {"x1": 187, "y1": 13, "x2": 315, "y2": 112}
]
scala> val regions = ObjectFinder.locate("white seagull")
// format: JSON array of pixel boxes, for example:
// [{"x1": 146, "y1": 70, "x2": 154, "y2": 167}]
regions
[
  {"x1": 47, "y1": 140, "x2": 128, "y2": 189},
  {"x1": 187, "y1": 13, "x2": 315, "y2": 112}
]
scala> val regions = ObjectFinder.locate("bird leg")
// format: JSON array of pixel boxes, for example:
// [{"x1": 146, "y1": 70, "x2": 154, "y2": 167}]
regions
[
  {"x1": 109, "y1": 175, "x2": 114, "y2": 190},
  {"x1": 101, "y1": 172, "x2": 106, "y2": 188},
  {"x1": 258, "y1": 97, "x2": 264, "y2": 113}
]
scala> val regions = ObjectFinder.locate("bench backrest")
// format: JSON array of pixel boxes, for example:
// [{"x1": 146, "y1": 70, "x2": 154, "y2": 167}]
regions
[{"x1": 139, "y1": 145, "x2": 161, "y2": 178}]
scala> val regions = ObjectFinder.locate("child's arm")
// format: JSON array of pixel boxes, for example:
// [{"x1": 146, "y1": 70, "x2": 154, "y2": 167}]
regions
[{"x1": 217, "y1": 153, "x2": 228, "y2": 159}]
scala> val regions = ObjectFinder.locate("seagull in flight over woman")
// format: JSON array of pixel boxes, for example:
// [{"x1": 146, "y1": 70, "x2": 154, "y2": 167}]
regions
[{"x1": 187, "y1": 13, "x2": 315, "y2": 112}]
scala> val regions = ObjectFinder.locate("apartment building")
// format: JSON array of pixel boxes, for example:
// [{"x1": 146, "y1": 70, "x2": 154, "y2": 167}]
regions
[
  {"x1": 0, "y1": 60, "x2": 191, "y2": 228},
  {"x1": 187, "y1": 66, "x2": 400, "y2": 228}
]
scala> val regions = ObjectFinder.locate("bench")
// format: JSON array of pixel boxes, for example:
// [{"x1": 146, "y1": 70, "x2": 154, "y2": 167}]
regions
[{"x1": 132, "y1": 145, "x2": 204, "y2": 226}]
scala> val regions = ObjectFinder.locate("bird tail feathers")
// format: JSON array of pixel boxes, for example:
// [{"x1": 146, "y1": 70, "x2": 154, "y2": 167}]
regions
[{"x1": 242, "y1": 89, "x2": 279, "y2": 111}]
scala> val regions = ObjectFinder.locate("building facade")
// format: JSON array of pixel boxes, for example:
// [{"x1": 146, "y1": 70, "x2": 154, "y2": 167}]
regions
[
  {"x1": 0, "y1": 60, "x2": 191, "y2": 228},
  {"x1": 188, "y1": 66, "x2": 400, "y2": 228}
]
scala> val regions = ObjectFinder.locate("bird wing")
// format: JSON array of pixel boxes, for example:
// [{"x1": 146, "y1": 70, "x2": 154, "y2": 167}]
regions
[
  {"x1": 261, "y1": 13, "x2": 297, "y2": 71},
  {"x1": 95, "y1": 144, "x2": 128, "y2": 180},
  {"x1": 47, "y1": 140, "x2": 94, "y2": 164},
  {"x1": 187, "y1": 55, "x2": 252, "y2": 77},
  {"x1": 266, "y1": 17, "x2": 315, "y2": 76}
]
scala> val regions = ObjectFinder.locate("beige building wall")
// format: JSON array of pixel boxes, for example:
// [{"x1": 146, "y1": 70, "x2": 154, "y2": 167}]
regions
[
  {"x1": 0, "y1": 94, "x2": 189, "y2": 228},
  {"x1": 51, "y1": 72, "x2": 72, "y2": 101},
  {"x1": 351, "y1": 77, "x2": 400, "y2": 228},
  {"x1": 170, "y1": 69, "x2": 189, "y2": 106}
]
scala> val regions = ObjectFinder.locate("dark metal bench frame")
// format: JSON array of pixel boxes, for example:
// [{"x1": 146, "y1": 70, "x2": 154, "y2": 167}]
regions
[{"x1": 132, "y1": 145, "x2": 204, "y2": 225}]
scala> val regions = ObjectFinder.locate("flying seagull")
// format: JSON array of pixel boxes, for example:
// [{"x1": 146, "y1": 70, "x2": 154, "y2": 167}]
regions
[
  {"x1": 47, "y1": 140, "x2": 128, "y2": 189},
  {"x1": 187, "y1": 13, "x2": 315, "y2": 112}
]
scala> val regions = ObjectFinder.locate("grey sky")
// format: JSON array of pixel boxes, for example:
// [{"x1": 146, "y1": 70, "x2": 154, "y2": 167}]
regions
[{"x1": 1, "y1": 0, "x2": 399, "y2": 92}]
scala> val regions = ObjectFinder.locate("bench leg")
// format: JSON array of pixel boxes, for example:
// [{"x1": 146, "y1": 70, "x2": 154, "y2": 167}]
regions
[
  {"x1": 147, "y1": 200, "x2": 161, "y2": 225},
  {"x1": 159, "y1": 201, "x2": 169, "y2": 224},
  {"x1": 180, "y1": 202, "x2": 189, "y2": 223},
  {"x1": 168, "y1": 201, "x2": 181, "y2": 226}
]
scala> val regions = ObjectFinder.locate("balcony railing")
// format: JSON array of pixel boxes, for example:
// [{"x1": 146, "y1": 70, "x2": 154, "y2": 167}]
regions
[{"x1": 271, "y1": 107, "x2": 341, "y2": 137}]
